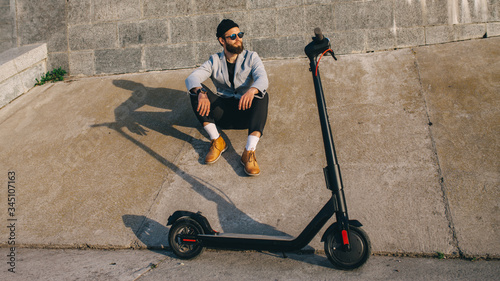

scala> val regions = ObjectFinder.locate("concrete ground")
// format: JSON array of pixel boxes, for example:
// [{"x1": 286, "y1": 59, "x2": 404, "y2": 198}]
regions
[
  {"x1": 1, "y1": 248, "x2": 499, "y2": 281},
  {"x1": 0, "y1": 37, "x2": 498, "y2": 278}
]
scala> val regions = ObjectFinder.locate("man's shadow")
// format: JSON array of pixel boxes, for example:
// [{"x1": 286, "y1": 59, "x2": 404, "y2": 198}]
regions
[{"x1": 104, "y1": 79, "x2": 245, "y2": 175}]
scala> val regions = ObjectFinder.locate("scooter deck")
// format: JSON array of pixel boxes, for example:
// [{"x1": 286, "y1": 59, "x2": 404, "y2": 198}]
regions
[
  {"x1": 197, "y1": 232, "x2": 300, "y2": 251},
  {"x1": 199, "y1": 233, "x2": 294, "y2": 241}
]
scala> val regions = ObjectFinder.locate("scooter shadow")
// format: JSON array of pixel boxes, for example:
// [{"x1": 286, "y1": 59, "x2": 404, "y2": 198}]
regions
[{"x1": 122, "y1": 214, "x2": 332, "y2": 269}]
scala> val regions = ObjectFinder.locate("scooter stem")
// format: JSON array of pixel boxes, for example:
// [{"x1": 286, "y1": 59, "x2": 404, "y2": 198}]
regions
[
  {"x1": 309, "y1": 60, "x2": 348, "y2": 213},
  {"x1": 305, "y1": 32, "x2": 350, "y2": 248}
]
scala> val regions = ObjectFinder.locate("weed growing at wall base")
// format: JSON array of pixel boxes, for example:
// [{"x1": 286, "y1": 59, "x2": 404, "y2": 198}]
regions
[{"x1": 34, "y1": 68, "x2": 67, "y2": 86}]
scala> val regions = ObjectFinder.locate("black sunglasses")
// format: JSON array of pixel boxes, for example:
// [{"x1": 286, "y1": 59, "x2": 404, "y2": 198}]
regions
[{"x1": 225, "y1": 32, "x2": 244, "y2": 40}]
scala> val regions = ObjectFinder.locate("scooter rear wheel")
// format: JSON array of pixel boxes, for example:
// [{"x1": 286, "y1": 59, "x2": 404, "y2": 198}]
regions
[
  {"x1": 324, "y1": 225, "x2": 371, "y2": 270},
  {"x1": 168, "y1": 217, "x2": 205, "y2": 259}
]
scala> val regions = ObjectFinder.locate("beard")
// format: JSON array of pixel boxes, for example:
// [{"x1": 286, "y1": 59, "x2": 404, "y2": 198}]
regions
[{"x1": 226, "y1": 42, "x2": 244, "y2": 55}]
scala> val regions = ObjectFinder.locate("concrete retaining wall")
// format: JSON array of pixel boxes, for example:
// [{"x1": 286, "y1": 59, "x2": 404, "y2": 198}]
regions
[
  {"x1": 0, "y1": 43, "x2": 47, "y2": 108},
  {"x1": 1, "y1": 0, "x2": 499, "y2": 76}
]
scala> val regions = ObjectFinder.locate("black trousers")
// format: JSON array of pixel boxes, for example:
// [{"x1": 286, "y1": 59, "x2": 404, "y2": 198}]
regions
[{"x1": 190, "y1": 90, "x2": 269, "y2": 135}]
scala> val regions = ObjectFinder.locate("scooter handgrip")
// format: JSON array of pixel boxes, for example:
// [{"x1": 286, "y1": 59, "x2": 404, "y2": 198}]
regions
[{"x1": 314, "y1": 27, "x2": 323, "y2": 41}]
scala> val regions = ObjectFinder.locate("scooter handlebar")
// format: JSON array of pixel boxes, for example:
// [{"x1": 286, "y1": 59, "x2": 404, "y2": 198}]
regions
[
  {"x1": 305, "y1": 27, "x2": 335, "y2": 60},
  {"x1": 314, "y1": 27, "x2": 324, "y2": 41}
]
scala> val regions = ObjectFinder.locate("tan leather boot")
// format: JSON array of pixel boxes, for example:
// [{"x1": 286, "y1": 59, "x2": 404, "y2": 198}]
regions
[
  {"x1": 205, "y1": 136, "x2": 227, "y2": 164},
  {"x1": 241, "y1": 148, "x2": 260, "y2": 176}
]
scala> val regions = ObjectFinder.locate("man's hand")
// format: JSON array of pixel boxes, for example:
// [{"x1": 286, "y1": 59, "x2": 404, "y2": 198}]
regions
[
  {"x1": 239, "y1": 88, "x2": 259, "y2": 110},
  {"x1": 126, "y1": 122, "x2": 148, "y2": 136},
  {"x1": 197, "y1": 91, "x2": 210, "y2": 116}
]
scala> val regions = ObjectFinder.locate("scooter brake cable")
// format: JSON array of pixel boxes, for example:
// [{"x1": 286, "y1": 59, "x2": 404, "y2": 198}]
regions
[{"x1": 315, "y1": 49, "x2": 333, "y2": 77}]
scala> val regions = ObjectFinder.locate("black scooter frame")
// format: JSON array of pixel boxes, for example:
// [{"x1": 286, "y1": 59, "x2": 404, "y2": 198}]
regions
[
  {"x1": 167, "y1": 28, "x2": 369, "y2": 268},
  {"x1": 167, "y1": 202, "x2": 361, "y2": 252}
]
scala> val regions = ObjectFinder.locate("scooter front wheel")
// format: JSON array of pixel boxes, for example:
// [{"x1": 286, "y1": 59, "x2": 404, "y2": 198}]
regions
[
  {"x1": 324, "y1": 225, "x2": 371, "y2": 270},
  {"x1": 168, "y1": 217, "x2": 205, "y2": 259}
]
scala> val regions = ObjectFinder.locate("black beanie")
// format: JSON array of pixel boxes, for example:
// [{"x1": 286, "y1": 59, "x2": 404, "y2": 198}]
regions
[{"x1": 216, "y1": 19, "x2": 239, "y2": 38}]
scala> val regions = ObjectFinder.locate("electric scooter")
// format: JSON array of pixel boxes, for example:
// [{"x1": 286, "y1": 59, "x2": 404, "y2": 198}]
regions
[{"x1": 166, "y1": 28, "x2": 371, "y2": 270}]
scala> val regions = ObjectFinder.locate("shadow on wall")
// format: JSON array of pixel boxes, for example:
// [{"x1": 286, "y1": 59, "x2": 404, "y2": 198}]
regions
[
  {"x1": 108, "y1": 79, "x2": 249, "y2": 174},
  {"x1": 90, "y1": 79, "x2": 290, "y2": 251}
]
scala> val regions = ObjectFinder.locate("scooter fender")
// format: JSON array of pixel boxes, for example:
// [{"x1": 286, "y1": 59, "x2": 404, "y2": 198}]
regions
[
  {"x1": 320, "y1": 220, "x2": 363, "y2": 242},
  {"x1": 167, "y1": 210, "x2": 217, "y2": 235}
]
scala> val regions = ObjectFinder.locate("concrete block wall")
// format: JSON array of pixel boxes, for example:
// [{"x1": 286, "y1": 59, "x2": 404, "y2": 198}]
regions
[
  {"x1": 2, "y1": 0, "x2": 499, "y2": 76},
  {"x1": 0, "y1": 0, "x2": 17, "y2": 52}
]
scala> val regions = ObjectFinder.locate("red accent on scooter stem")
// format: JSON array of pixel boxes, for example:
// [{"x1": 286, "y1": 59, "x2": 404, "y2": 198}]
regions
[
  {"x1": 315, "y1": 49, "x2": 333, "y2": 77},
  {"x1": 341, "y1": 230, "x2": 349, "y2": 245}
]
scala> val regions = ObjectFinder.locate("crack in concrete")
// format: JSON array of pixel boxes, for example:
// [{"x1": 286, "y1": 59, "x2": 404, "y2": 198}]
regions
[{"x1": 411, "y1": 48, "x2": 463, "y2": 258}]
